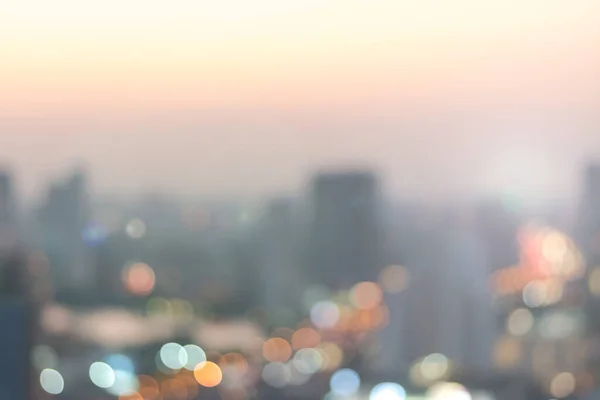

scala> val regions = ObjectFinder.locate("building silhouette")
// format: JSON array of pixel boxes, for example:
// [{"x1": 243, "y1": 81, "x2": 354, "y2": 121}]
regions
[
  {"x1": 38, "y1": 169, "x2": 93, "y2": 292},
  {"x1": 308, "y1": 170, "x2": 381, "y2": 290}
]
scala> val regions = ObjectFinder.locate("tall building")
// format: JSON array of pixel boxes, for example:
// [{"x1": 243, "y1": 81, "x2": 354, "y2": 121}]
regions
[
  {"x1": 0, "y1": 246, "x2": 32, "y2": 400},
  {"x1": 375, "y1": 206, "x2": 498, "y2": 377},
  {"x1": 308, "y1": 170, "x2": 381, "y2": 290},
  {"x1": 38, "y1": 169, "x2": 93, "y2": 292},
  {"x1": 258, "y1": 198, "x2": 303, "y2": 324}
]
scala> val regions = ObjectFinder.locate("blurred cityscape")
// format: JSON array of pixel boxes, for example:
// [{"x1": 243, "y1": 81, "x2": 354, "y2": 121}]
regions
[{"x1": 2, "y1": 162, "x2": 600, "y2": 400}]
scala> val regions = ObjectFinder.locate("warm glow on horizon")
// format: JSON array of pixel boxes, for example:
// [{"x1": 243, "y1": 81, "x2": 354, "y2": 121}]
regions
[{"x1": 2, "y1": 0, "x2": 600, "y2": 113}]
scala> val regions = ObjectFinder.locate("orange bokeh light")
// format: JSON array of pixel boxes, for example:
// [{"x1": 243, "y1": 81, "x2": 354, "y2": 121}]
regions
[
  {"x1": 193, "y1": 361, "x2": 223, "y2": 388},
  {"x1": 137, "y1": 375, "x2": 159, "y2": 400},
  {"x1": 118, "y1": 393, "x2": 143, "y2": 400},
  {"x1": 161, "y1": 378, "x2": 188, "y2": 400},
  {"x1": 291, "y1": 328, "x2": 321, "y2": 350},
  {"x1": 350, "y1": 282, "x2": 383, "y2": 310},
  {"x1": 262, "y1": 338, "x2": 292, "y2": 362},
  {"x1": 122, "y1": 262, "x2": 156, "y2": 296}
]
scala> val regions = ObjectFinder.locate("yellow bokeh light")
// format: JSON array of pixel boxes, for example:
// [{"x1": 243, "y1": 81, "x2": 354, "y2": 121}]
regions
[{"x1": 318, "y1": 342, "x2": 344, "y2": 371}]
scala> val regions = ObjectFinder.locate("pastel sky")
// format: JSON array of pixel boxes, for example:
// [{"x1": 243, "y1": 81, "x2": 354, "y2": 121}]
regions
[{"x1": 1, "y1": 0, "x2": 600, "y2": 202}]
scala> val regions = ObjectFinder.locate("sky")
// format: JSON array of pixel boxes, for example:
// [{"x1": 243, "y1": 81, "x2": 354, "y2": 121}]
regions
[{"x1": 1, "y1": 0, "x2": 600, "y2": 202}]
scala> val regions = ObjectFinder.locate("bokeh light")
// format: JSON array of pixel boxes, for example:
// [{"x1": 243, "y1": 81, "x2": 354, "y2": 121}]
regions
[
  {"x1": 311, "y1": 301, "x2": 341, "y2": 329},
  {"x1": 378, "y1": 265, "x2": 410, "y2": 294},
  {"x1": 118, "y1": 393, "x2": 143, "y2": 400},
  {"x1": 160, "y1": 343, "x2": 187, "y2": 370},
  {"x1": 370, "y1": 382, "x2": 407, "y2": 400},
  {"x1": 318, "y1": 342, "x2": 344, "y2": 371},
  {"x1": 427, "y1": 382, "x2": 472, "y2": 400},
  {"x1": 471, "y1": 391, "x2": 497, "y2": 400},
  {"x1": 126, "y1": 219, "x2": 147, "y2": 239},
  {"x1": 137, "y1": 375, "x2": 160, "y2": 400},
  {"x1": 303, "y1": 285, "x2": 332, "y2": 312},
  {"x1": 219, "y1": 353, "x2": 249, "y2": 376},
  {"x1": 350, "y1": 282, "x2": 383, "y2": 310},
  {"x1": 541, "y1": 231, "x2": 568, "y2": 265},
  {"x1": 161, "y1": 378, "x2": 188, "y2": 399},
  {"x1": 506, "y1": 308, "x2": 534, "y2": 336},
  {"x1": 89, "y1": 362, "x2": 116, "y2": 389},
  {"x1": 193, "y1": 361, "x2": 223, "y2": 387},
  {"x1": 588, "y1": 268, "x2": 600, "y2": 296},
  {"x1": 107, "y1": 371, "x2": 139, "y2": 397},
  {"x1": 263, "y1": 338, "x2": 293, "y2": 362},
  {"x1": 104, "y1": 354, "x2": 135, "y2": 374},
  {"x1": 293, "y1": 348, "x2": 324, "y2": 374},
  {"x1": 292, "y1": 327, "x2": 321, "y2": 350},
  {"x1": 82, "y1": 223, "x2": 108, "y2": 247},
  {"x1": 330, "y1": 368, "x2": 361, "y2": 396},
  {"x1": 522, "y1": 281, "x2": 548, "y2": 308},
  {"x1": 550, "y1": 372, "x2": 576, "y2": 398},
  {"x1": 420, "y1": 353, "x2": 450, "y2": 382},
  {"x1": 40, "y1": 369, "x2": 64, "y2": 395},
  {"x1": 288, "y1": 361, "x2": 312, "y2": 386},
  {"x1": 262, "y1": 362, "x2": 291, "y2": 388},
  {"x1": 181, "y1": 344, "x2": 207, "y2": 371},
  {"x1": 493, "y1": 337, "x2": 522, "y2": 369},
  {"x1": 122, "y1": 262, "x2": 156, "y2": 296},
  {"x1": 171, "y1": 298, "x2": 195, "y2": 322}
]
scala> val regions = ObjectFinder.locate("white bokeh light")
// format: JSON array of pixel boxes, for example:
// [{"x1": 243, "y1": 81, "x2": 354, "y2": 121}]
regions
[
  {"x1": 160, "y1": 342, "x2": 187, "y2": 370},
  {"x1": 89, "y1": 362, "x2": 116, "y2": 389},
  {"x1": 40, "y1": 369, "x2": 64, "y2": 395},
  {"x1": 330, "y1": 369, "x2": 360, "y2": 396},
  {"x1": 370, "y1": 382, "x2": 407, "y2": 400}
]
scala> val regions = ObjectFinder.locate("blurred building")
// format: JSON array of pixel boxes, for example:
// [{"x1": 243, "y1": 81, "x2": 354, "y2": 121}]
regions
[
  {"x1": 0, "y1": 171, "x2": 18, "y2": 253},
  {"x1": 38, "y1": 169, "x2": 93, "y2": 292},
  {"x1": 308, "y1": 170, "x2": 381, "y2": 289},
  {"x1": 476, "y1": 200, "x2": 521, "y2": 272},
  {"x1": 578, "y1": 163, "x2": 600, "y2": 376},
  {"x1": 0, "y1": 171, "x2": 15, "y2": 228},
  {"x1": 257, "y1": 198, "x2": 303, "y2": 324},
  {"x1": 400, "y1": 208, "x2": 496, "y2": 369}
]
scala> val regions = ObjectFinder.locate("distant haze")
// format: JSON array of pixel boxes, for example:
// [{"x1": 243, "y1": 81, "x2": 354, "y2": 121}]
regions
[{"x1": 1, "y1": 0, "x2": 600, "y2": 202}]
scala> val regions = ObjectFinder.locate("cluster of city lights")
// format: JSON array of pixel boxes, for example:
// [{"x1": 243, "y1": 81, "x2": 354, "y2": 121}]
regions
[
  {"x1": 489, "y1": 224, "x2": 590, "y2": 398},
  {"x1": 492, "y1": 225, "x2": 585, "y2": 300},
  {"x1": 36, "y1": 262, "x2": 486, "y2": 399}
]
